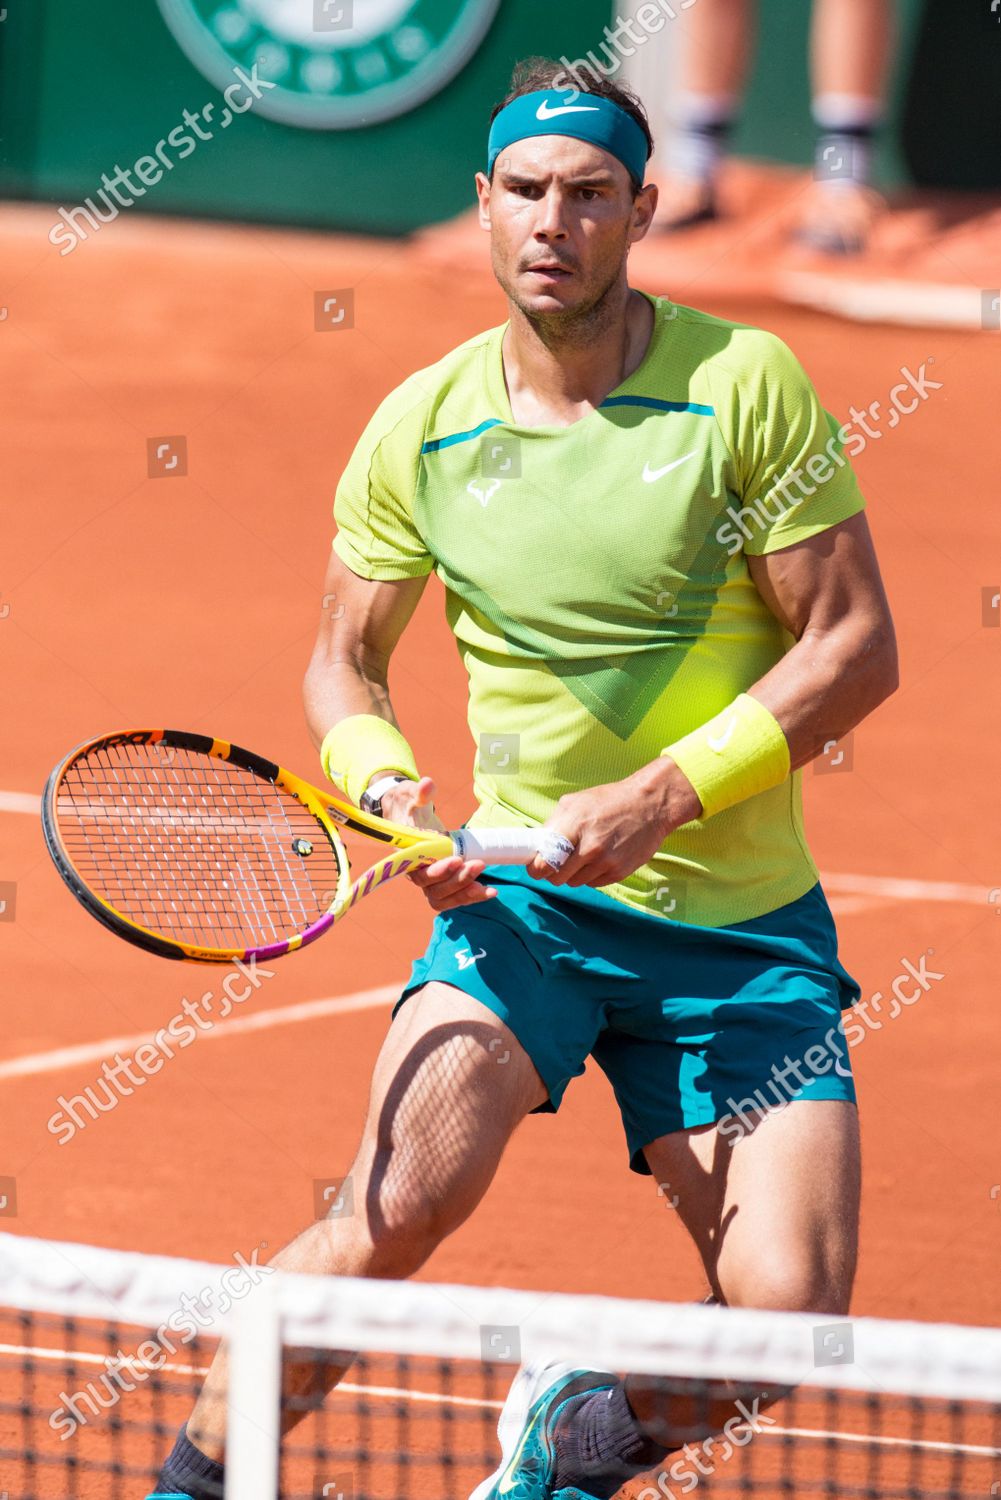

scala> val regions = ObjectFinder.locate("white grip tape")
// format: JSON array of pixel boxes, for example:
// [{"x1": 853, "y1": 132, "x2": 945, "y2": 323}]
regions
[{"x1": 451, "y1": 827, "x2": 575, "y2": 871}]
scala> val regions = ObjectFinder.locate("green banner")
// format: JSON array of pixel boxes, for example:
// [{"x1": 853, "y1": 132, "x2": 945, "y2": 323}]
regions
[{"x1": 0, "y1": 0, "x2": 615, "y2": 235}]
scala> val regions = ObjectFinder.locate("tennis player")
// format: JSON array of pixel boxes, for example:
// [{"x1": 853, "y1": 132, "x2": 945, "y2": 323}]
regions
[{"x1": 149, "y1": 58, "x2": 897, "y2": 1500}]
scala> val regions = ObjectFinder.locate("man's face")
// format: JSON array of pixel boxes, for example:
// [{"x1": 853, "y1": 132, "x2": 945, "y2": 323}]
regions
[{"x1": 476, "y1": 136, "x2": 656, "y2": 324}]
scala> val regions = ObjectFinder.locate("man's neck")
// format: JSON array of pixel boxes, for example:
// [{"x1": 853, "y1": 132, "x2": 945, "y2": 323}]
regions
[{"x1": 501, "y1": 285, "x2": 655, "y2": 429}]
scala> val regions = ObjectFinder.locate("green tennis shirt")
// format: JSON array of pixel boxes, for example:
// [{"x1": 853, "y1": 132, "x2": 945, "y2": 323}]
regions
[{"x1": 332, "y1": 294, "x2": 866, "y2": 927}]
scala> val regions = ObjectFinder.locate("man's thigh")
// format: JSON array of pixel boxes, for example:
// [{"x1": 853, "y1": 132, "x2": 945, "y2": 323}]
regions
[
  {"x1": 643, "y1": 1100, "x2": 861, "y2": 1313},
  {"x1": 353, "y1": 981, "x2": 549, "y2": 1235}
]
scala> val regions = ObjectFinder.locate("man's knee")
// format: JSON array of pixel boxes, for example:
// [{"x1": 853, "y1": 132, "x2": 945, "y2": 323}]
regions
[
  {"x1": 717, "y1": 1248, "x2": 854, "y2": 1316},
  {"x1": 318, "y1": 1156, "x2": 474, "y2": 1278}
]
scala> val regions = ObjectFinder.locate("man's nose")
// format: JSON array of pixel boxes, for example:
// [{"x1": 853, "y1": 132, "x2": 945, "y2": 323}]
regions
[{"x1": 534, "y1": 188, "x2": 569, "y2": 238}]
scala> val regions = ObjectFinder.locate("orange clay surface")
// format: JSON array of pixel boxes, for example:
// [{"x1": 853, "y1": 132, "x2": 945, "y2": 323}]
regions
[{"x1": 0, "y1": 197, "x2": 998, "y2": 1336}]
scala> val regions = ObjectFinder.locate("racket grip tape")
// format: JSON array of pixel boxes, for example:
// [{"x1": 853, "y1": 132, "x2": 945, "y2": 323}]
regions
[{"x1": 450, "y1": 827, "x2": 575, "y2": 872}]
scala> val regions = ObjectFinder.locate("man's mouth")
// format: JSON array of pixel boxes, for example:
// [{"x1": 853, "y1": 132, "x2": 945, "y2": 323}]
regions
[{"x1": 524, "y1": 263, "x2": 574, "y2": 279}]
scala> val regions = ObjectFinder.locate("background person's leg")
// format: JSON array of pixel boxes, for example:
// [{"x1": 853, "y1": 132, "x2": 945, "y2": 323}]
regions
[
  {"x1": 160, "y1": 982, "x2": 548, "y2": 1496},
  {"x1": 653, "y1": 0, "x2": 756, "y2": 230},
  {"x1": 801, "y1": 0, "x2": 896, "y2": 251}
]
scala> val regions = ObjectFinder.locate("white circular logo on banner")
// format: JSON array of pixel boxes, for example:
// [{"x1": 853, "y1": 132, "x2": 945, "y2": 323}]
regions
[{"x1": 157, "y1": 0, "x2": 502, "y2": 128}]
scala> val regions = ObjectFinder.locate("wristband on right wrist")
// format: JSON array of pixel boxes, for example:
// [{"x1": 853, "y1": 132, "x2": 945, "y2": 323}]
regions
[{"x1": 320, "y1": 714, "x2": 420, "y2": 808}]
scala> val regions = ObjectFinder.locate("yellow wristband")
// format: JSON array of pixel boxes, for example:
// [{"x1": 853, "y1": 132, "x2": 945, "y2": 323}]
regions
[
  {"x1": 320, "y1": 715, "x2": 420, "y2": 807},
  {"x1": 663, "y1": 693, "x2": 790, "y2": 821}
]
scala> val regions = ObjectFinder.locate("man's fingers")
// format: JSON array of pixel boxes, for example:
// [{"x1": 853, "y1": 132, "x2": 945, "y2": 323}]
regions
[
  {"x1": 425, "y1": 860, "x2": 488, "y2": 901},
  {"x1": 379, "y1": 775, "x2": 445, "y2": 832},
  {"x1": 408, "y1": 855, "x2": 463, "y2": 887},
  {"x1": 428, "y1": 882, "x2": 497, "y2": 911},
  {"x1": 527, "y1": 844, "x2": 586, "y2": 884},
  {"x1": 408, "y1": 856, "x2": 487, "y2": 897}
]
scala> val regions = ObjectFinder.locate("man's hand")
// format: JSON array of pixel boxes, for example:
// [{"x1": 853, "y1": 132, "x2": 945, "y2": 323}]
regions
[
  {"x1": 378, "y1": 775, "x2": 497, "y2": 913},
  {"x1": 526, "y1": 758, "x2": 702, "y2": 888}
]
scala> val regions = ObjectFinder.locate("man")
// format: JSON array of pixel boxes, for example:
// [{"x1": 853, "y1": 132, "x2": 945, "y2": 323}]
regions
[{"x1": 149, "y1": 58, "x2": 897, "y2": 1500}]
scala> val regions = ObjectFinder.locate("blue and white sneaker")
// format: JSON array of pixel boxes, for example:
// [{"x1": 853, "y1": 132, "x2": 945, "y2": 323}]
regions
[{"x1": 470, "y1": 1360, "x2": 615, "y2": 1500}]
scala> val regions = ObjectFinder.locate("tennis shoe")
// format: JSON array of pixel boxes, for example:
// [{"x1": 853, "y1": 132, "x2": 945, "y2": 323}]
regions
[{"x1": 469, "y1": 1360, "x2": 614, "y2": 1500}]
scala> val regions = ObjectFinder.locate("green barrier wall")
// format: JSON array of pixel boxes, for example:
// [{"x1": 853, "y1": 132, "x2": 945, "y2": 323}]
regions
[
  {"x1": 1, "y1": 0, "x2": 998, "y2": 236},
  {"x1": 0, "y1": 0, "x2": 615, "y2": 235}
]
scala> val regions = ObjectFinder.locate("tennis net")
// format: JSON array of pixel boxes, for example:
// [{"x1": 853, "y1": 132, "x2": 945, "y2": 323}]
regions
[{"x1": 1, "y1": 1231, "x2": 1000, "y2": 1500}]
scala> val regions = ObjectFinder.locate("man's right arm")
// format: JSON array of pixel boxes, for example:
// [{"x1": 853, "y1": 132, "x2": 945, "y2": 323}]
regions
[
  {"x1": 303, "y1": 548, "x2": 496, "y2": 909},
  {"x1": 303, "y1": 547, "x2": 426, "y2": 757}
]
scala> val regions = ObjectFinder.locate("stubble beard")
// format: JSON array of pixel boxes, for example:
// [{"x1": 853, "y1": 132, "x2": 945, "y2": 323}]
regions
[{"x1": 496, "y1": 242, "x2": 631, "y2": 353}]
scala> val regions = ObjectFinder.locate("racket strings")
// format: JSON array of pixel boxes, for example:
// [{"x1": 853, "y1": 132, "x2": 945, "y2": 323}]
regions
[{"x1": 55, "y1": 741, "x2": 343, "y2": 949}]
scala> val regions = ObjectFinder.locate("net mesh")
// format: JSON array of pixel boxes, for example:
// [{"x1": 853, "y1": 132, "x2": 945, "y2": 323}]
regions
[
  {"x1": 2, "y1": 1233, "x2": 1000, "y2": 1500},
  {"x1": 51, "y1": 740, "x2": 342, "y2": 948}
]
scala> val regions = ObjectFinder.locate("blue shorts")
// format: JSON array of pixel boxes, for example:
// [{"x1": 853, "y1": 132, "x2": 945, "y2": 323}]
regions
[{"x1": 398, "y1": 868, "x2": 860, "y2": 1174}]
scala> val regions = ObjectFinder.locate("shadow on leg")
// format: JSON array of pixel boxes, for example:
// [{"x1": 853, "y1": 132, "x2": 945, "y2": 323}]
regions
[{"x1": 631, "y1": 1102, "x2": 860, "y2": 1444}]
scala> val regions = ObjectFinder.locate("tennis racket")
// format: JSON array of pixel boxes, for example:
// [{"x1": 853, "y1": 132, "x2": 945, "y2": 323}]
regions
[{"x1": 42, "y1": 730, "x2": 573, "y2": 964}]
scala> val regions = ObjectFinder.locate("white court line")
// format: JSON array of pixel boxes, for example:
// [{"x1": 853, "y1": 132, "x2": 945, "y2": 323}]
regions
[
  {"x1": 0, "y1": 983, "x2": 401, "y2": 1083},
  {"x1": 781, "y1": 273, "x2": 993, "y2": 330},
  {"x1": 821, "y1": 872, "x2": 993, "y2": 906},
  {"x1": 0, "y1": 1342, "x2": 995, "y2": 1455},
  {"x1": 826, "y1": 894, "x2": 885, "y2": 918},
  {"x1": 768, "y1": 1424, "x2": 1001, "y2": 1460},
  {"x1": 0, "y1": 790, "x2": 42, "y2": 814},
  {"x1": 0, "y1": 1342, "x2": 499, "y2": 1409}
]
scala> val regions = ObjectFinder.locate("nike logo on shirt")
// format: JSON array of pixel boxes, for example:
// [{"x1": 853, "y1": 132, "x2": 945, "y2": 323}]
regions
[{"x1": 642, "y1": 451, "x2": 699, "y2": 483}]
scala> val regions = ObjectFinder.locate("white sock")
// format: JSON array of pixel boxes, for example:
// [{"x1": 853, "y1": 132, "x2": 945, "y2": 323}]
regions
[
  {"x1": 812, "y1": 93, "x2": 882, "y2": 187},
  {"x1": 670, "y1": 92, "x2": 737, "y2": 183}
]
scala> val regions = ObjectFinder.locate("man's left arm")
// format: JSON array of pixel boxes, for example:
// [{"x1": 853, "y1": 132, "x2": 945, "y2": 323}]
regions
[
  {"x1": 533, "y1": 511, "x2": 898, "y2": 887},
  {"x1": 738, "y1": 509, "x2": 898, "y2": 769}
]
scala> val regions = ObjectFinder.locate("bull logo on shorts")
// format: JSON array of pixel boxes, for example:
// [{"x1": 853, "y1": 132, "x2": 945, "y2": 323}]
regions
[{"x1": 156, "y1": 0, "x2": 502, "y2": 129}]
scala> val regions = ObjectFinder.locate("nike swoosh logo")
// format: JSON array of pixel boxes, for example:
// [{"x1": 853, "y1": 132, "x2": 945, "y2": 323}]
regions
[
  {"x1": 642, "y1": 450, "x2": 699, "y2": 483},
  {"x1": 707, "y1": 716, "x2": 738, "y2": 753},
  {"x1": 536, "y1": 101, "x2": 601, "y2": 119}
]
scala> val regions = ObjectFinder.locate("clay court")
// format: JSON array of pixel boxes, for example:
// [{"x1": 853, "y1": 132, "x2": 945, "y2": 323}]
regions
[{"x1": 0, "y1": 192, "x2": 999, "y2": 1494}]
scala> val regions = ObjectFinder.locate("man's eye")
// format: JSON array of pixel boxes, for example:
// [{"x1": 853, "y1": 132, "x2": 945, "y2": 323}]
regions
[{"x1": 580, "y1": 188, "x2": 600, "y2": 201}]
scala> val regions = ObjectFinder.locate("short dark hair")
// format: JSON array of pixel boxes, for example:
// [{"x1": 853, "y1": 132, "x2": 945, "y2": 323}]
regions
[{"x1": 488, "y1": 56, "x2": 654, "y2": 194}]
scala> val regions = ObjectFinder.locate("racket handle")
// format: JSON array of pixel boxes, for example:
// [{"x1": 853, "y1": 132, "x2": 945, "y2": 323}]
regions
[{"x1": 451, "y1": 827, "x2": 575, "y2": 872}]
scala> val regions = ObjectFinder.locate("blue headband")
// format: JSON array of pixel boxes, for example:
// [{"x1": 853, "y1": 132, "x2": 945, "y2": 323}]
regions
[{"x1": 487, "y1": 89, "x2": 649, "y2": 186}]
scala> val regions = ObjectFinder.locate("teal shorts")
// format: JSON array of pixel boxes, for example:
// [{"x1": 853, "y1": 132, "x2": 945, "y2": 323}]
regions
[{"x1": 399, "y1": 869, "x2": 860, "y2": 1174}]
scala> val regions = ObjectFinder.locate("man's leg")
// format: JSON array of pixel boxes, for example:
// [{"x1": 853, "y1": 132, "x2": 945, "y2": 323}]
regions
[
  {"x1": 627, "y1": 1099, "x2": 860, "y2": 1438},
  {"x1": 157, "y1": 982, "x2": 548, "y2": 1497},
  {"x1": 517, "y1": 1101, "x2": 860, "y2": 1500},
  {"x1": 646, "y1": 1097, "x2": 860, "y2": 1312}
]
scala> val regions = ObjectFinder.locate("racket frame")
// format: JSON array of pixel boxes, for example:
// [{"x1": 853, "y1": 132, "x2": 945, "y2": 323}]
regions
[{"x1": 42, "y1": 729, "x2": 458, "y2": 964}]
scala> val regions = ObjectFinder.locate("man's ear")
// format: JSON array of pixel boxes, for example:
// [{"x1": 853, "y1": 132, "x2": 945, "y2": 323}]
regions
[
  {"x1": 630, "y1": 181, "x2": 659, "y2": 243},
  {"x1": 475, "y1": 170, "x2": 492, "y2": 231}
]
